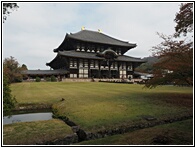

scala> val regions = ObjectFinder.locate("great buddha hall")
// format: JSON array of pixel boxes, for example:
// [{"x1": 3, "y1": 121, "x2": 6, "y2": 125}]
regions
[
  {"x1": 23, "y1": 28, "x2": 145, "y2": 80},
  {"x1": 46, "y1": 28, "x2": 145, "y2": 79}
]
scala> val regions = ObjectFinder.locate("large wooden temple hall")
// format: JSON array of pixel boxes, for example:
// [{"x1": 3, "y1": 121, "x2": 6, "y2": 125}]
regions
[{"x1": 46, "y1": 28, "x2": 145, "y2": 79}]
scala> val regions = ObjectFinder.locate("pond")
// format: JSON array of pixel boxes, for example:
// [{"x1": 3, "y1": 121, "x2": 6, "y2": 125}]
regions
[{"x1": 3, "y1": 110, "x2": 53, "y2": 125}]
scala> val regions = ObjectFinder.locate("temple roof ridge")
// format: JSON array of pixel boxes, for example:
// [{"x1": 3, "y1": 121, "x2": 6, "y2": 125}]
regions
[{"x1": 67, "y1": 29, "x2": 136, "y2": 47}]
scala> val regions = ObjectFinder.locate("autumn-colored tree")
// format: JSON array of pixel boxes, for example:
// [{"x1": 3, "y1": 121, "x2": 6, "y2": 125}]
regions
[
  {"x1": 146, "y1": 3, "x2": 193, "y2": 88},
  {"x1": 3, "y1": 56, "x2": 23, "y2": 83},
  {"x1": 145, "y1": 34, "x2": 193, "y2": 88},
  {"x1": 3, "y1": 3, "x2": 19, "y2": 23},
  {"x1": 3, "y1": 57, "x2": 27, "y2": 115}
]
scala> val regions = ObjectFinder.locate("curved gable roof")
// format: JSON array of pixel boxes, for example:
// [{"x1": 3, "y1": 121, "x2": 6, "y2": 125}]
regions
[
  {"x1": 57, "y1": 50, "x2": 145, "y2": 62},
  {"x1": 67, "y1": 30, "x2": 136, "y2": 48}
]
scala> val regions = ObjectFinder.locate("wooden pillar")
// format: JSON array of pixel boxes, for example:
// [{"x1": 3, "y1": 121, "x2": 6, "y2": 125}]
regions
[
  {"x1": 88, "y1": 59, "x2": 91, "y2": 78},
  {"x1": 77, "y1": 58, "x2": 79, "y2": 78},
  {"x1": 118, "y1": 62, "x2": 120, "y2": 79},
  {"x1": 126, "y1": 62, "x2": 128, "y2": 78},
  {"x1": 108, "y1": 60, "x2": 111, "y2": 78},
  {"x1": 98, "y1": 60, "x2": 101, "y2": 78}
]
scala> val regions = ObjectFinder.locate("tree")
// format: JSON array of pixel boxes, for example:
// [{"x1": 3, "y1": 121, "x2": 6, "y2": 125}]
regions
[
  {"x1": 3, "y1": 56, "x2": 23, "y2": 83},
  {"x1": 146, "y1": 3, "x2": 193, "y2": 88},
  {"x1": 51, "y1": 75, "x2": 57, "y2": 82},
  {"x1": 146, "y1": 34, "x2": 193, "y2": 88},
  {"x1": 3, "y1": 3, "x2": 19, "y2": 115},
  {"x1": 3, "y1": 76, "x2": 17, "y2": 116},
  {"x1": 35, "y1": 77, "x2": 41, "y2": 82},
  {"x1": 20, "y1": 64, "x2": 28, "y2": 80},
  {"x1": 174, "y1": 3, "x2": 193, "y2": 37},
  {"x1": 21, "y1": 64, "x2": 28, "y2": 70},
  {"x1": 3, "y1": 3, "x2": 19, "y2": 23}
]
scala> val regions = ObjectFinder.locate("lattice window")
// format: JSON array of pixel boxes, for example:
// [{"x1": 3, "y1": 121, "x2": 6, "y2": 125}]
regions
[
  {"x1": 84, "y1": 60, "x2": 88, "y2": 68},
  {"x1": 79, "y1": 59, "x2": 84, "y2": 67},
  {"x1": 112, "y1": 62, "x2": 118, "y2": 69},
  {"x1": 90, "y1": 60, "x2": 94, "y2": 68},
  {"x1": 120, "y1": 62, "x2": 126, "y2": 69},
  {"x1": 70, "y1": 59, "x2": 77, "y2": 68},
  {"x1": 79, "y1": 69, "x2": 88, "y2": 78},
  {"x1": 95, "y1": 60, "x2": 99, "y2": 68},
  {"x1": 127, "y1": 64, "x2": 133, "y2": 71},
  {"x1": 70, "y1": 74, "x2": 77, "y2": 78},
  {"x1": 120, "y1": 70, "x2": 127, "y2": 79}
]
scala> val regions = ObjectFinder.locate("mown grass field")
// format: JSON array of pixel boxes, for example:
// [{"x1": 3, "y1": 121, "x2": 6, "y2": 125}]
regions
[
  {"x1": 4, "y1": 82, "x2": 193, "y2": 145},
  {"x1": 11, "y1": 82, "x2": 192, "y2": 130}
]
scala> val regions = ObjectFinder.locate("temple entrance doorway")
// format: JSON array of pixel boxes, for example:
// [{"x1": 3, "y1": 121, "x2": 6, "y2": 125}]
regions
[
  {"x1": 111, "y1": 70, "x2": 119, "y2": 78},
  {"x1": 90, "y1": 69, "x2": 99, "y2": 78},
  {"x1": 100, "y1": 70, "x2": 109, "y2": 78}
]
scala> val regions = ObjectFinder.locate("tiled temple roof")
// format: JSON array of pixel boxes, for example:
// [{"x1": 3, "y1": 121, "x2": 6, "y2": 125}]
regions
[
  {"x1": 58, "y1": 50, "x2": 145, "y2": 62},
  {"x1": 67, "y1": 30, "x2": 136, "y2": 48}
]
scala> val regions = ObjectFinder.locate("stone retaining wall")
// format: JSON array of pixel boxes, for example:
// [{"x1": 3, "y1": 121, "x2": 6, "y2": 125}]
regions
[
  {"x1": 86, "y1": 114, "x2": 193, "y2": 140},
  {"x1": 62, "y1": 78, "x2": 93, "y2": 82},
  {"x1": 39, "y1": 113, "x2": 192, "y2": 145},
  {"x1": 62, "y1": 78, "x2": 143, "y2": 83}
]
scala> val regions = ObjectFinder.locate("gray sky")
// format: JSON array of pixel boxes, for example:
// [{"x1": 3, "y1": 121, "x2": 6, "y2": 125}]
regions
[{"x1": 3, "y1": 2, "x2": 181, "y2": 69}]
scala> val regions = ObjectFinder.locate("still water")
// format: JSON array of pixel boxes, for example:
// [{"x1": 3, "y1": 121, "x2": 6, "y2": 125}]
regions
[{"x1": 3, "y1": 112, "x2": 53, "y2": 125}]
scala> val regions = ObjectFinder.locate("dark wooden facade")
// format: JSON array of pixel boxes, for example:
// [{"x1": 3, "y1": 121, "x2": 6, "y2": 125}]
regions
[{"x1": 46, "y1": 29, "x2": 145, "y2": 79}]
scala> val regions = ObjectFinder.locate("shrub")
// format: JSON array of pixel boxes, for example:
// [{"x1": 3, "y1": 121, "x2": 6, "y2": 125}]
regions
[
  {"x1": 35, "y1": 77, "x2": 41, "y2": 82},
  {"x1": 45, "y1": 77, "x2": 51, "y2": 82},
  {"x1": 3, "y1": 76, "x2": 17, "y2": 116},
  {"x1": 51, "y1": 75, "x2": 57, "y2": 82}
]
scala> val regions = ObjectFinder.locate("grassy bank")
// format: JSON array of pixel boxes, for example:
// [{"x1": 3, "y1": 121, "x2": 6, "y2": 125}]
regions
[{"x1": 3, "y1": 119, "x2": 72, "y2": 145}]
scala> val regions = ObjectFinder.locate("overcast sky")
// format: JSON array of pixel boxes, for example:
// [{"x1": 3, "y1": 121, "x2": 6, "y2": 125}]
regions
[{"x1": 3, "y1": 2, "x2": 182, "y2": 69}]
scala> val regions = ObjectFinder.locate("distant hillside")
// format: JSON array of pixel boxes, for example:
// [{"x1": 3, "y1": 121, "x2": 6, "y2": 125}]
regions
[
  {"x1": 135, "y1": 56, "x2": 159, "y2": 73},
  {"x1": 142, "y1": 56, "x2": 159, "y2": 64}
]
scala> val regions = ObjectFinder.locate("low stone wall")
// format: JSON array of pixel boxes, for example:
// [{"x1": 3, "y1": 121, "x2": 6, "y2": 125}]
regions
[
  {"x1": 39, "y1": 113, "x2": 192, "y2": 145},
  {"x1": 24, "y1": 78, "x2": 144, "y2": 83},
  {"x1": 85, "y1": 114, "x2": 193, "y2": 140},
  {"x1": 62, "y1": 78, "x2": 93, "y2": 82}
]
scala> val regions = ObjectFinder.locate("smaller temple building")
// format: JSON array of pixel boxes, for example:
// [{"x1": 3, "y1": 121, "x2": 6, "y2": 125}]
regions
[
  {"x1": 46, "y1": 29, "x2": 145, "y2": 79},
  {"x1": 21, "y1": 69, "x2": 68, "y2": 81}
]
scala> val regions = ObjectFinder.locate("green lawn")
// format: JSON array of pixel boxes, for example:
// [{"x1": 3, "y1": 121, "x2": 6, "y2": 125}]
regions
[{"x1": 10, "y1": 82, "x2": 193, "y2": 132}]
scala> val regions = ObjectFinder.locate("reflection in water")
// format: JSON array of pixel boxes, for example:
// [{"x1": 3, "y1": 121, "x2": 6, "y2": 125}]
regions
[{"x1": 3, "y1": 112, "x2": 53, "y2": 125}]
